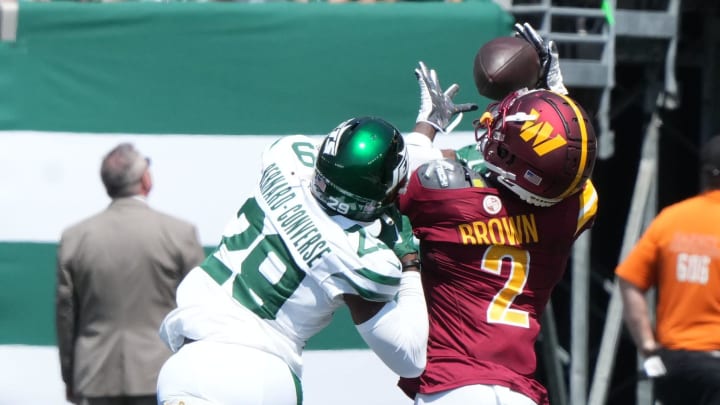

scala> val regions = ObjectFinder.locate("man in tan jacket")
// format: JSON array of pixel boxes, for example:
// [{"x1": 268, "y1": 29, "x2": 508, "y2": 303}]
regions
[{"x1": 56, "y1": 142, "x2": 206, "y2": 405}]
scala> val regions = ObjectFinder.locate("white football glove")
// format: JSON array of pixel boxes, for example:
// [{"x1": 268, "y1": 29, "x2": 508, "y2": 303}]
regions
[
  {"x1": 514, "y1": 22, "x2": 568, "y2": 95},
  {"x1": 415, "y1": 61, "x2": 478, "y2": 133}
]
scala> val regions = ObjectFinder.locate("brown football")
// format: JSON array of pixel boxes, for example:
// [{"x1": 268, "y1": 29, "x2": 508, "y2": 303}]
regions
[{"x1": 473, "y1": 36, "x2": 542, "y2": 101}]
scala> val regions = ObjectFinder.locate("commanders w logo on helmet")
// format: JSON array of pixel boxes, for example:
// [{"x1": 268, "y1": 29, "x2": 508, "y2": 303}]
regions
[
  {"x1": 475, "y1": 89, "x2": 597, "y2": 207},
  {"x1": 518, "y1": 108, "x2": 568, "y2": 156}
]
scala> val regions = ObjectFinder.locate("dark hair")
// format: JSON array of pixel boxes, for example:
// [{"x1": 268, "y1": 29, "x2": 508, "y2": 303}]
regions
[
  {"x1": 700, "y1": 135, "x2": 720, "y2": 190},
  {"x1": 100, "y1": 143, "x2": 148, "y2": 198}
]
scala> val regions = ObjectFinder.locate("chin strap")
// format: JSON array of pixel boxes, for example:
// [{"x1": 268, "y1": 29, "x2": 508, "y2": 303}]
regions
[{"x1": 487, "y1": 165, "x2": 560, "y2": 207}]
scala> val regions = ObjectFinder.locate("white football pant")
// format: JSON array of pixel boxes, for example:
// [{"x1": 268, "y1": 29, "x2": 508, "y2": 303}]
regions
[
  {"x1": 157, "y1": 340, "x2": 300, "y2": 405},
  {"x1": 415, "y1": 384, "x2": 537, "y2": 405}
]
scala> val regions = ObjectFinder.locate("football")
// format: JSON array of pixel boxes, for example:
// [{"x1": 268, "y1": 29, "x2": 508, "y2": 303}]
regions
[{"x1": 473, "y1": 36, "x2": 542, "y2": 101}]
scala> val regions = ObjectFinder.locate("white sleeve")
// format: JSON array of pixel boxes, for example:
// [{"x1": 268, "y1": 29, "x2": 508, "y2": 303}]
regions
[
  {"x1": 355, "y1": 271, "x2": 428, "y2": 378},
  {"x1": 404, "y1": 131, "x2": 443, "y2": 175}
]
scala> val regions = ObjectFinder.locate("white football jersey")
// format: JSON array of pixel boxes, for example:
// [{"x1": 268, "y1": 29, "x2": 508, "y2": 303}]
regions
[{"x1": 159, "y1": 135, "x2": 403, "y2": 377}]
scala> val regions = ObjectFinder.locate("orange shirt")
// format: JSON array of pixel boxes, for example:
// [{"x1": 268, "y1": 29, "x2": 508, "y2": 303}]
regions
[{"x1": 615, "y1": 190, "x2": 720, "y2": 351}]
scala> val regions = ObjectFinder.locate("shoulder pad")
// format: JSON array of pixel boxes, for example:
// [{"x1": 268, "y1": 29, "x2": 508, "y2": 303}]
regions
[{"x1": 417, "y1": 159, "x2": 485, "y2": 189}]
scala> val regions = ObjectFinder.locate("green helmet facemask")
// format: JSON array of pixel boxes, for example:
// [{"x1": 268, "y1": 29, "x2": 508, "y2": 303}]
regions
[{"x1": 312, "y1": 117, "x2": 409, "y2": 222}]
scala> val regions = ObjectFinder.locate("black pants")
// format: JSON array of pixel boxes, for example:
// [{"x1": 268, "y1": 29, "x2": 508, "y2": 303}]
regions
[{"x1": 653, "y1": 349, "x2": 720, "y2": 405}]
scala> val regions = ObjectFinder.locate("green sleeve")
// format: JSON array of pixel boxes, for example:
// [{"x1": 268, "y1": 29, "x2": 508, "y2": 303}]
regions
[
  {"x1": 394, "y1": 214, "x2": 418, "y2": 258},
  {"x1": 378, "y1": 207, "x2": 418, "y2": 259},
  {"x1": 455, "y1": 144, "x2": 488, "y2": 175}
]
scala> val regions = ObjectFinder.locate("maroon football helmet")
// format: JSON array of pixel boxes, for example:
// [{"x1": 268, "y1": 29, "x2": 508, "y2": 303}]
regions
[{"x1": 475, "y1": 89, "x2": 597, "y2": 206}]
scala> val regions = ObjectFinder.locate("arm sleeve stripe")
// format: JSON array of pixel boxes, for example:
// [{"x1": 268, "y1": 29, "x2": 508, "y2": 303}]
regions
[
  {"x1": 355, "y1": 267, "x2": 401, "y2": 286},
  {"x1": 330, "y1": 273, "x2": 396, "y2": 302},
  {"x1": 576, "y1": 180, "x2": 599, "y2": 236}
]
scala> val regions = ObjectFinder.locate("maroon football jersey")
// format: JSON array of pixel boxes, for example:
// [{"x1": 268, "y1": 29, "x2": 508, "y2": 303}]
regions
[{"x1": 397, "y1": 170, "x2": 598, "y2": 405}]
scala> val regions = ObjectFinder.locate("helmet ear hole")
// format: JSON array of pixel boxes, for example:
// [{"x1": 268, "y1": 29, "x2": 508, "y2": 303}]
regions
[{"x1": 497, "y1": 144, "x2": 510, "y2": 159}]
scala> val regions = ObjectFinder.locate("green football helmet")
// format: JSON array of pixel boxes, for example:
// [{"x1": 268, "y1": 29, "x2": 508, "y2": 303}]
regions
[{"x1": 312, "y1": 117, "x2": 409, "y2": 222}]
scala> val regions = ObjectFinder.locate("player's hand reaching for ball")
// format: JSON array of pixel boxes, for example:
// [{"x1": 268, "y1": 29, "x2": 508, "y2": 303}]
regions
[
  {"x1": 415, "y1": 61, "x2": 478, "y2": 134},
  {"x1": 513, "y1": 22, "x2": 568, "y2": 95}
]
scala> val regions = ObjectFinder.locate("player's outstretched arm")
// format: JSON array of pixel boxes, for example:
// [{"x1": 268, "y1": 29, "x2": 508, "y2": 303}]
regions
[
  {"x1": 415, "y1": 61, "x2": 478, "y2": 136},
  {"x1": 344, "y1": 259, "x2": 428, "y2": 378},
  {"x1": 513, "y1": 22, "x2": 568, "y2": 95}
]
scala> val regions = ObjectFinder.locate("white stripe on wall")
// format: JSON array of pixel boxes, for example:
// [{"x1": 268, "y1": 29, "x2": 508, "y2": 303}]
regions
[
  {"x1": 1, "y1": 130, "x2": 473, "y2": 245},
  {"x1": 2, "y1": 131, "x2": 279, "y2": 245}
]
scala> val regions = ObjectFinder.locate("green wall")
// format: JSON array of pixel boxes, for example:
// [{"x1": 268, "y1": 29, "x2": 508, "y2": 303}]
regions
[
  {"x1": 2, "y1": 1, "x2": 511, "y2": 134},
  {"x1": 0, "y1": 242, "x2": 364, "y2": 349}
]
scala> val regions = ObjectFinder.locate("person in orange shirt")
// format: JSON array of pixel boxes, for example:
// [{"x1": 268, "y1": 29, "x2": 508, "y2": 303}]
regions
[{"x1": 615, "y1": 134, "x2": 720, "y2": 405}]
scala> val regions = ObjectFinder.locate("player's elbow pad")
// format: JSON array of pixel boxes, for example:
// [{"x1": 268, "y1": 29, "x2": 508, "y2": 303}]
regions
[{"x1": 356, "y1": 271, "x2": 429, "y2": 378}]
